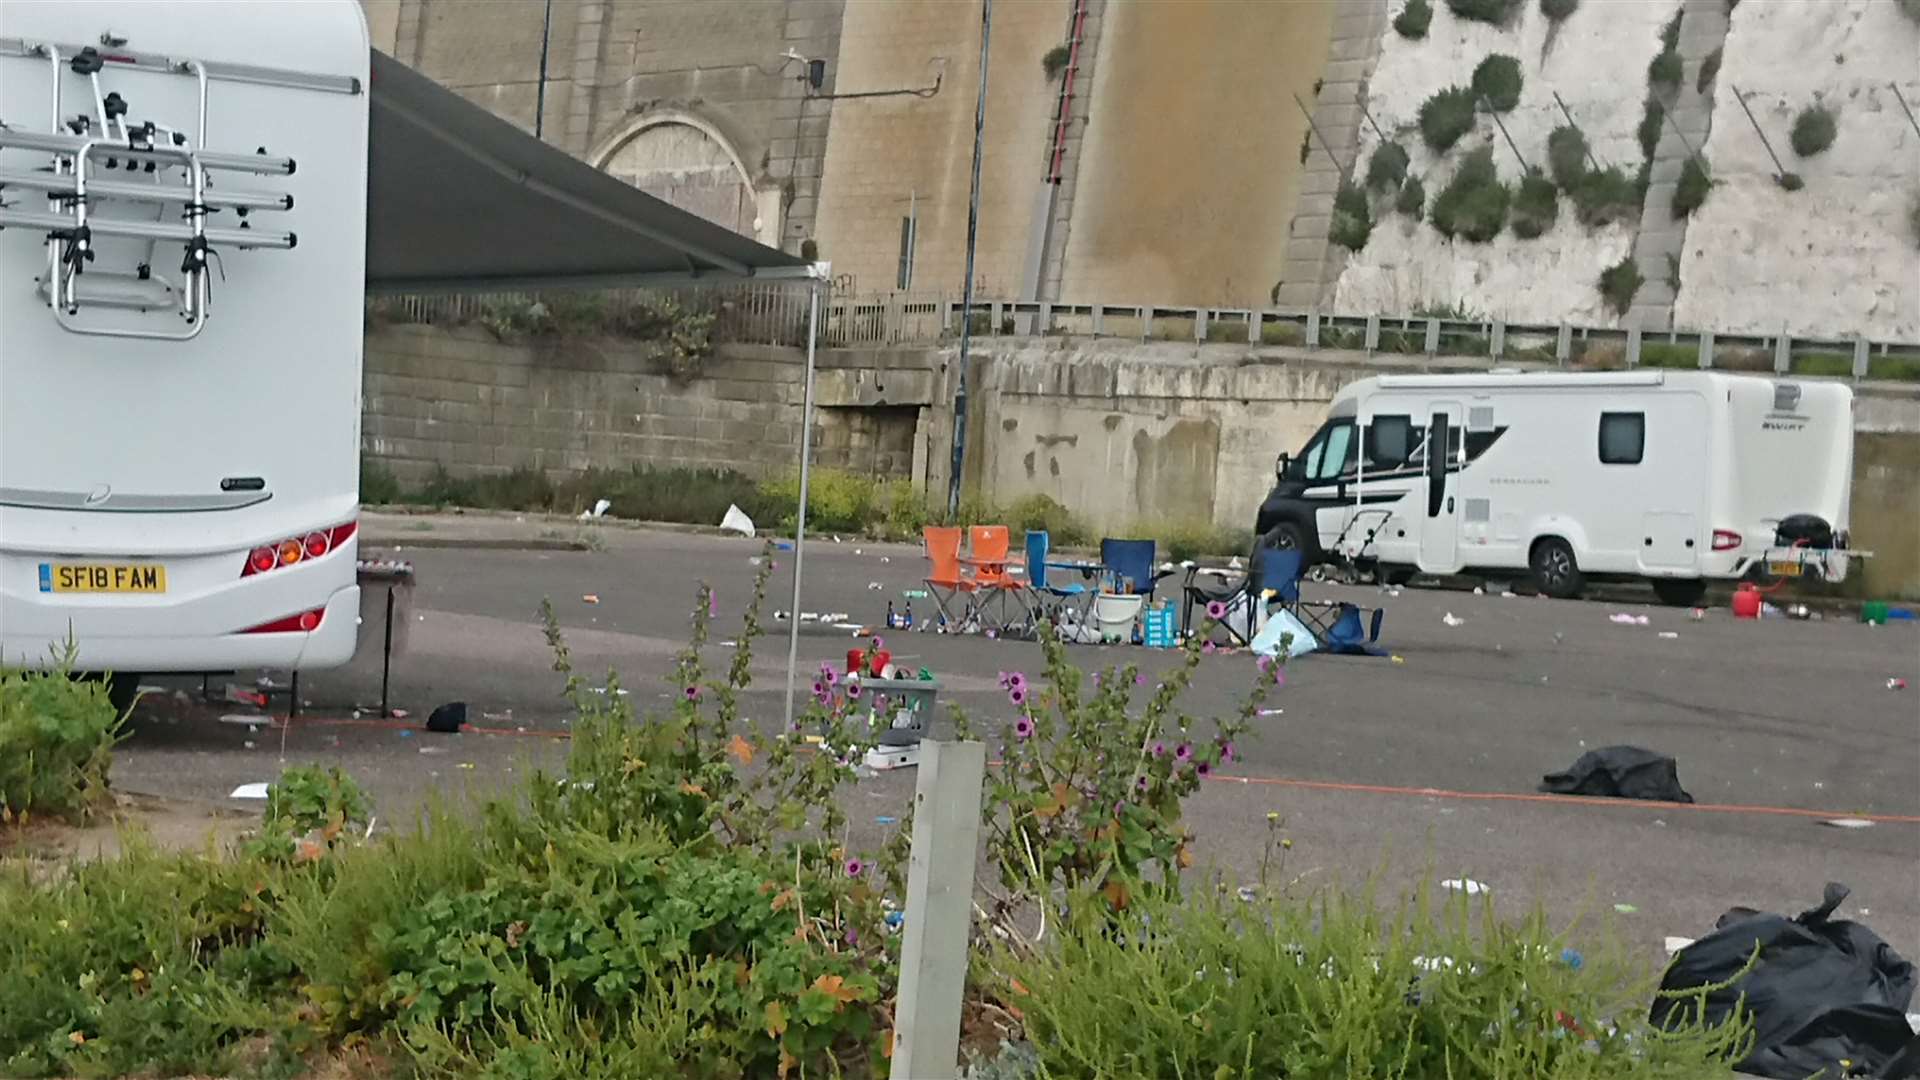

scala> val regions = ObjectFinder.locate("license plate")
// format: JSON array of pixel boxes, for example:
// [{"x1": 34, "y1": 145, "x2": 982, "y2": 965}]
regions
[
  {"x1": 1766, "y1": 561, "x2": 1803, "y2": 578},
  {"x1": 38, "y1": 562, "x2": 167, "y2": 594}
]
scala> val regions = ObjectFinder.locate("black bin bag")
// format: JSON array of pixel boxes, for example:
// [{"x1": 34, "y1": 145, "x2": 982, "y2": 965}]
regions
[{"x1": 1651, "y1": 882, "x2": 1917, "y2": 1079}]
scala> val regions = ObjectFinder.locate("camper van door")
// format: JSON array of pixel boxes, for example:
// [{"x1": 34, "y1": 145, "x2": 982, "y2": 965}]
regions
[{"x1": 1420, "y1": 402, "x2": 1464, "y2": 572}]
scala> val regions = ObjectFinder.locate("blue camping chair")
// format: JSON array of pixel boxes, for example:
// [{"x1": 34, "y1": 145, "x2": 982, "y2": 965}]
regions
[
  {"x1": 1099, "y1": 538, "x2": 1173, "y2": 599},
  {"x1": 1319, "y1": 603, "x2": 1387, "y2": 655},
  {"x1": 1184, "y1": 546, "x2": 1303, "y2": 645},
  {"x1": 1026, "y1": 529, "x2": 1094, "y2": 627}
]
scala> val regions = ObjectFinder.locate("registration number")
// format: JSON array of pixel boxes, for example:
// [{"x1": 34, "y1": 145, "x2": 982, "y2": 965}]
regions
[
  {"x1": 38, "y1": 563, "x2": 167, "y2": 593},
  {"x1": 1766, "y1": 561, "x2": 1804, "y2": 578}
]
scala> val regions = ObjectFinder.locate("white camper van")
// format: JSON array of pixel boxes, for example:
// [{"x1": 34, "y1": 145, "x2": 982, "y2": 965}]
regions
[
  {"x1": 0, "y1": 2, "x2": 369, "y2": 693},
  {"x1": 1251, "y1": 371, "x2": 1856, "y2": 604}
]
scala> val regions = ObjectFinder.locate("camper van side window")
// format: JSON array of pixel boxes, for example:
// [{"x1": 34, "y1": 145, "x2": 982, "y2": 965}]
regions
[
  {"x1": 1369, "y1": 415, "x2": 1414, "y2": 467},
  {"x1": 1598, "y1": 412, "x2": 1645, "y2": 465}
]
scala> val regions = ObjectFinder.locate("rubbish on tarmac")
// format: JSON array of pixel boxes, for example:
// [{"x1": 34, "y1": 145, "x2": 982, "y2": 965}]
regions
[
  {"x1": 1889, "y1": 678, "x2": 1908, "y2": 690},
  {"x1": 218, "y1": 714, "x2": 264, "y2": 728},
  {"x1": 1785, "y1": 603, "x2": 1812, "y2": 620},
  {"x1": 1690, "y1": 607, "x2": 1707, "y2": 621},
  {"x1": 719, "y1": 504, "x2": 755, "y2": 537},
  {"x1": 868, "y1": 582, "x2": 883, "y2": 590},
  {"x1": 1540, "y1": 745, "x2": 1693, "y2": 803},
  {"x1": 224, "y1": 684, "x2": 268, "y2": 708},
  {"x1": 581, "y1": 594, "x2": 600, "y2": 604},
  {"x1": 229, "y1": 782, "x2": 270, "y2": 799},
  {"x1": 1614, "y1": 903, "x2": 1639, "y2": 914},
  {"x1": 1609, "y1": 612, "x2": 1650, "y2": 626},
  {"x1": 1651, "y1": 882, "x2": 1916, "y2": 1079},
  {"x1": 579, "y1": 498, "x2": 611, "y2": 520},
  {"x1": 1658, "y1": 630, "x2": 1679, "y2": 639},
  {"x1": 1442, "y1": 612, "x2": 1464, "y2": 627},
  {"x1": 1664, "y1": 936, "x2": 1695, "y2": 954},
  {"x1": 1441, "y1": 878, "x2": 1490, "y2": 896},
  {"x1": 1822, "y1": 818, "x2": 1874, "y2": 829}
]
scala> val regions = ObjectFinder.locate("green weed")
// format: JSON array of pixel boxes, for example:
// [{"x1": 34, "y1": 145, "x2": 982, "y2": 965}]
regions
[
  {"x1": 0, "y1": 645, "x2": 123, "y2": 824},
  {"x1": 1512, "y1": 170, "x2": 1559, "y2": 238},
  {"x1": 1431, "y1": 147, "x2": 1510, "y2": 242},
  {"x1": 1598, "y1": 258, "x2": 1644, "y2": 317},
  {"x1": 1367, "y1": 142, "x2": 1411, "y2": 194},
  {"x1": 1673, "y1": 156, "x2": 1713, "y2": 218},
  {"x1": 1331, "y1": 181, "x2": 1375, "y2": 251},
  {"x1": 1419, "y1": 86, "x2": 1479, "y2": 153},
  {"x1": 1472, "y1": 55, "x2": 1524, "y2": 113},
  {"x1": 1790, "y1": 104, "x2": 1836, "y2": 157},
  {"x1": 1394, "y1": 0, "x2": 1433, "y2": 38}
]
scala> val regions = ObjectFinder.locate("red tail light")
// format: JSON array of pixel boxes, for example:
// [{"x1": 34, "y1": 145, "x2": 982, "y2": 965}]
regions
[
  {"x1": 243, "y1": 607, "x2": 325, "y2": 633},
  {"x1": 1711, "y1": 529, "x2": 1742, "y2": 552},
  {"x1": 241, "y1": 521, "x2": 356, "y2": 577}
]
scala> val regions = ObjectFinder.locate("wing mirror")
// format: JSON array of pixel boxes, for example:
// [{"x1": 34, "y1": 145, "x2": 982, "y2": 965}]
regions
[{"x1": 1274, "y1": 452, "x2": 1292, "y2": 481}]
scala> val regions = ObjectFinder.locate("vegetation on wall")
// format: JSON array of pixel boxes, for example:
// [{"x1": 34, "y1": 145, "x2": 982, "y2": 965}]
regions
[
  {"x1": 1418, "y1": 86, "x2": 1479, "y2": 152},
  {"x1": 1470, "y1": 54, "x2": 1524, "y2": 112},
  {"x1": 1696, "y1": 46, "x2": 1722, "y2": 94},
  {"x1": 1910, "y1": 190, "x2": 1920, "y2": 250},
  {"x1": 1790, "y1": 104, "x2": 1837, "y2": 157},
  {"x1": 1366, "y1": 141, "x2": 1411, "y2": 193},
  {"x1": 1647, "y1": 50, "x2": 1683, "y2": 91},
  {"x1": 1041, "y1": 44, "x2": 1072, "y2": 81},
  {"x1": 1547, "y1": 125, "x2": 1589, "y2": 189},
  {"x1": 1540, "y1": 0, "x2": 1578, "y2": 19},
  {"x1": 1598, "y1": 256, "x2": 1644, "y2": 316},
  {"x1": 1396, "y1": 175, "x2": 1427, "y2": 220},
  {"x1": 1900, "y1": 0, "x2": 1920, "y2": 24},
  {"x1": 1331, "y1": 180, "x2": 1375, "y2": 251},
  {"x1": 1430, "y1": 147, "x2": 1511, "y2": 242},
  {"x1": 1637, "y1": 98, "x2": 1665, "y2": 160},
  {"x1": 1511, "y1": 169, "x2": 1559, "y2": 238},
  {"x1": 1672, "y1": 156, "x2": 1713, "y2": 218},
  {"x1": 1445, "y1": 0, "x2": 1523, "y2": 25},
  {"x1": 1571, "y1": 166, "x2": 1644, "y2": 227},
  {"x1": 1394, "y1": 0, "x2": 1433, "y2": 39}
]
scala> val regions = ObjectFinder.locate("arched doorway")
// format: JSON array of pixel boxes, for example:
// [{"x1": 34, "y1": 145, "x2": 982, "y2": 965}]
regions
[{"x1": 592, "y1": 113, "x2": 779, "y2": 246}]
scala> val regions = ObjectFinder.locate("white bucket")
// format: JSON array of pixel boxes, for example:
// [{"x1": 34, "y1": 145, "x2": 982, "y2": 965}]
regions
[{"x1": 1093, "y1": 592, "x2": 1145, "y2": 643}]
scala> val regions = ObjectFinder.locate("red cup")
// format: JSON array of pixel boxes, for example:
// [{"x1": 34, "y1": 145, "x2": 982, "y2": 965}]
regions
[
  {"x1": 868, "y1": 649, "x2": 892, "y2": 677},
  {"x1": 846, "y1": 648, "x2": 866, "y2": 675}
]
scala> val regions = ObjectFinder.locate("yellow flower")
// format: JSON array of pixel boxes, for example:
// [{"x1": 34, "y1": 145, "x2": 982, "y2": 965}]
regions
[{"x1": 1264, "y1": 812, "x2": 1280, "y2": 824}]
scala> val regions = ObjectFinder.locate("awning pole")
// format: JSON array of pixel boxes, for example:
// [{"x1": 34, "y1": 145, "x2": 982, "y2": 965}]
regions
[{"x1": 783, "y1": 277, "x2": 823, "y2": 732}]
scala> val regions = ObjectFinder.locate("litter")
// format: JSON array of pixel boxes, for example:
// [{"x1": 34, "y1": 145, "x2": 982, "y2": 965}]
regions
[
  {"x1": 581, "y1": 594, "x2": 600, "y2": 604},
  {"x1": 1560, "y1": 948, "x2": 1583, "y2": 970},
  {"x1": 1542, "y1": 746, "x2": 1693, "y2": 803},
  {"x1": 854, "y1": 548, "x2": 863, "y2": 555},
  {"x1": 875, "y1": 815, "x2": 898, "y2": 825},
  {"x1": 879, "y1": 556, "x2": 890, "y2": 564},
  {"x1": 1390, "y1": 654, "x2": 1405, "y2": 664},
  {"x1": 218, "y1": 714, "x2": 265, "y2": 728},
  {"x1": 1613, "y1": 903, "x2": 1638, "y2": 915},
  {"x1": 223, "y1": 684, "x2": 268, "y2": 708},
  {"x1": 1822, "y1": 818, "x2": 1875, "y2": 829},
  {"x1": 587, "y1": 686, "x2": 629, "y2": 696},
  {"x1": 1664, "y1": 936, "x2": 1695, "y2": 954},
  {"x1": 775, "y1": 540, "x2": 794, "y2": 551},
  {"x1": 1257, "y1": 708, "x2": 1285, "y2": 716},
  {"x1": 417, "y1": 746, "x2": 446, "y2": 755},
  {"x1": 749, "y1": 556, "x2": 763, "y2": 566},
  {"x1": 242, "y1": 740, "x2": 256, "y2": 749},
  {"x1": 1608, "y1": 612, "x2": 1650, "y2": 626},
  {"x1": 579, "y1": 498, "x2": 611, "y2": 520},
  {"x1": 1689, "y1": 607, "x2": 1707, "y2": 621},
  {"x1": 1441, "y1": 878, "x2": 1490, "y2": 897},
  {"x1": 1889, "y1": 678, "x2": 1908, "y2": 690},
  {"x1": 228, "y1": 782, "x2": 270, "y2": 799},
  {"x1": 397, "y1": 729, "x2": 414, "y2": 738},
  {"x1": 390, "y1": 708, "x2": 410, "y2": 719},
  {"x1": 719, "y1": 504, "x2": 755, "y2": 537},
  {"x1": 1442, "y1": 612, "x2": 1464, "y2": 627},
  {"x1": 1472, "y1": 586, "x2": 1485, "y2": 595},
  {"x1": 868, "y1": 582, "x2": 883, "y2": 591},
  {"x1": 1657, "y1": 630, "x2": 1679, "y2": 639},
  {"x1": 1652, "y1": 882, "x2": 1916, "y2": 1079}
]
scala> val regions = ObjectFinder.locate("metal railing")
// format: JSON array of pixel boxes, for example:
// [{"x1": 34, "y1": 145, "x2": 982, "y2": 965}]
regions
[{"x1": 372, "y1": 285, "x2": 1920, "y2": 382}]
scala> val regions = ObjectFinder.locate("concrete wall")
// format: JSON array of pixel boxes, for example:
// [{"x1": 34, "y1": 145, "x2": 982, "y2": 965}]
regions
[
  {"x1": 361, "y1": 325, "x2": 1918, "y2": 595},
  {"x1": 1055, "y1": 0, "x2": 1334, "y2": 307}
]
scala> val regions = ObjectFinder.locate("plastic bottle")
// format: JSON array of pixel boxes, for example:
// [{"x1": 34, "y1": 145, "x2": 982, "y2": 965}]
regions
[{"x1": 904, "y1": 599, "x2": 914, "y2": 628}]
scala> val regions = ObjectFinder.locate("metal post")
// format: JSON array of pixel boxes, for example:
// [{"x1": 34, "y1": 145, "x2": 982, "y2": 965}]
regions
[
  {"x1": 1551, "y1": 91, "x2": 1608, "y2": 171},
  {"x1": 1481, "y1": 96, "x2": 1531, "y2": 172},
  {"x1": 946, "y1": 0, "x2": 993, "y2": 519},
  {"x1": 889, "y1": 739, "x2": 988, "y2": 1080},
  {"x1": 1729, "y1": 86, "x2": 1790, "y2": 179},
  {"x1": 380, "y1": 586, "x2": 395, "y2": 717},
  {"x1": 1291, "y1": 91, "x2": 1353, "y2": 184},
  {"x1": 534, "y1": 0, "x2": 553, "y2": 140},
  {"x1": 1890, "y1": 83, "x2": 1920, "y2": 141},
  {"x1": 783, "y1": 280, "x2": 823, "y2": 732}
]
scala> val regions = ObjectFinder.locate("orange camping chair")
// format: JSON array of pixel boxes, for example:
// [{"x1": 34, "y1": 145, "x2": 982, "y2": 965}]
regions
[
  {"x1": 964, "y1": 525, "x2": 1027, "y2": 631},
  {"x1": 922, "y1": 526, "x2": 978, "y2": 628}
]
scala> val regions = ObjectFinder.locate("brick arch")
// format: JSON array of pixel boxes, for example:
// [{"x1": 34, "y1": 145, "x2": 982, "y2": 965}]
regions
[{"x1": 588, "y1": 111, "x2": 782, "y2": 248}]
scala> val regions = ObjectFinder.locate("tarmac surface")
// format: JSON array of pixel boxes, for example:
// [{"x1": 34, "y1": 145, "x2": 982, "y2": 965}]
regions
[{"x1": 118, "y1": 512, "x2": 1920, "y2": 963}]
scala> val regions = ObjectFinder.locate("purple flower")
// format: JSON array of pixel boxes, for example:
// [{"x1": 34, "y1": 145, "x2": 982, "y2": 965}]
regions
[
  {"x1": 709, "y1": 594, "x2": 718, "y2": 617},
  {"x1": 1272, "y1": 669, "x2": 1286, "y2": 688},
  {"x1": 997, "y1": 671, "x2": 1012, "y2": 689},
  {"x1": 1092, "y1": 673, "x2": 1102, "y2": 687},
  {"x1": 1196, "y1": 760, "x2": 1212, "y2": 777},
  {"x1": 1257, "y1": 656, "x2": 1273, "y2": 675},
  {"x1": 1152, "y1": 741, "x2": 1166, "y2": 757},
  {"x1": 1136, "y1": 775, "x2": 1150, "y2": 792},
  {"x1": 845, "y1": 858, "x2": 864, "y2": 877},
  {"x1": 1175, "y1": 743, "x2": 1193, "y2": 763},
  {"x1": 1219, "y1": 741, "x2": 1236, "y2": 764},
  {"x1": 845, "y1": 927, "x2": 859, "y2": 946},
  {"x1": 1009, "y1": 686, "x2": 1027, "y2": 707},
  {"x1": 1203, "y1": 642, "x2": 1217, "y2": 654},
  {"x1": 1114, "y1": 800, "x2": 1125, "y2": 817},
  {"x1": 1206, "y1": 600, "x2": 1228, "y2": 620},
  {"x1": 821, "y1": 668, "x2": 839, "y2": 686},
  {"x1": 872, "y1": 636, "x2": 885, "y2": 651},
  {"x1": 1013, "y1": 716, "x2": 1035, "y2": 739},
  {"x1": 812, "y1": 681, "x2": 826, "y2": 697},
  {"x1": 684, "y1": 685, "x2": 700, "y2": 702},
  {"x1": 1135, "y1": 673, "x2": 1148, "y2": 686},
  {"x1": 845, "y1": 681, "x2": 862, "y2": 699},
  {"x1": 1007, "y1": 672, "x2": 1028, "y2": 692}
]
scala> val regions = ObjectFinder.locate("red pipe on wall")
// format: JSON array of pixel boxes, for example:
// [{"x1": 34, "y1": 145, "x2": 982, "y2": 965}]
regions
[{"x1": 1047, "y1": 0, "x2": 1088, "y2": 182}]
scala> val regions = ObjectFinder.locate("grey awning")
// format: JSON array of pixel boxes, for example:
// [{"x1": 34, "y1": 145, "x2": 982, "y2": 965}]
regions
[{"x1": 365, "y1": 50, "x2": 811, "y2": 292}]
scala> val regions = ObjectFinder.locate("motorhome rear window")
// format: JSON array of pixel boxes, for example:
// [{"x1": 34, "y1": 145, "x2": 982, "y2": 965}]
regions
[{"x1": 1598, "y1": 412, "x2": 1645, "y2": 465}]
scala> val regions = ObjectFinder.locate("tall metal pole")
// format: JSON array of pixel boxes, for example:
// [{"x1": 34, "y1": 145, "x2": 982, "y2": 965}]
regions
[
  {"x1": 783, "y1": 278, "x2": 823, "y2": 732},
  {"x1": 946, "y1": 0, "x2": 992, "y2": 518},
  {"x1": 534, "y1": 0, "x2": 553, "y2": 140}
]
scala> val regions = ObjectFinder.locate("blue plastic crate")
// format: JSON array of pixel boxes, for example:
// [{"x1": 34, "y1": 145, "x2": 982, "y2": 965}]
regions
[{"x1": 1143, "y1": 606, "x2": 1179, "y2": 648}]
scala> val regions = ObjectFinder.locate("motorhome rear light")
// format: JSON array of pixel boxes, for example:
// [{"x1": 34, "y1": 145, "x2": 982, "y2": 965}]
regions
[
  {"x1": 1712, "y1": 529, "x2": 1742, "y2": 551},
  {"x1": 243, "y1": 607, "x2": 325, "y2": 634},
  {"x1": 240, "y1": 520, "x2": 357, "y2": 577}
]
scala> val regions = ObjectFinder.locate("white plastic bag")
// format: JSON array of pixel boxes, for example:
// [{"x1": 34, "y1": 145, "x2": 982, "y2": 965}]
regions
[
  {"x1": 1252, "y1": 606, "x2": 1318, "y2": 658},
  {"x1": 719, "y1": 504, "x2": 756, "y2": 537}
]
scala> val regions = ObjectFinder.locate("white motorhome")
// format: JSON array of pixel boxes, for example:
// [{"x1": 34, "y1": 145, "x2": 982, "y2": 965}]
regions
[
  {"x1": 1251, "y1": 371, "x2": 1856, "y2": 603},
  {"x1": 0, "y1": 2, "x2": 369, "y2": 697}
]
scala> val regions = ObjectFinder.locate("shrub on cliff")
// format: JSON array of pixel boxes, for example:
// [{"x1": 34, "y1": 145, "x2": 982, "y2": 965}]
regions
[
  {"x1": 1647, "y1": 49, "x2": 1682, "y2": 91},
  {"x1": 1394, "y1": 0, "x2": 1433, "y2": 38},
  {"x1": 1446, "y1": 0, "x2": 1522, "y2": 25},
  {"x1": 1903, "y1": 0, "x2": 1920, "y2": 24},
  {"x1": 1547, "y1": 125, "x2": 1589, "y2": 189},
  {"x1": 1331, "y1": 181, "x2": 1374, "y2": 251},
  {"x1": 1598, "y1": 257, "x2": 1644, "y2": 317},
  {"x1": 1637, "y1": 97, "x2": 1664, "y2": 159},
  {"x1": 1429, "y1": 147, "x2": 1509, "y2": 242},
  {"x1": 1790, "y1": 104, "x2": 1837, "y2": 157},
  {"x1": 1540, "y1": 0, "x2": 1578, "y2": 19},
  {"x1": 1366, "y1": 141, "x2": 1411, "y2": 193},
  {"x1": 1471, "y1": 54, "x2": 1524, "y2": 112},
  {"x1": 1419, "y1": 86, "x2": 1479, "y2": 152},
  {"x1": 1396, "y1": 175, "x2": 1427, "y2": 220},
  {"x1": 1672, "y1": 156, "x2": 1712, "y2": 218},
  {"x1": 1511, "y1": 170, "x2": 1559, "y2": 238},
  {"x1": 1696, "y1": 46, "x2": 1722, "y2": 93},
  {"x1": 1570, "y1": 166, "x2": 1642, "y2": 227}
]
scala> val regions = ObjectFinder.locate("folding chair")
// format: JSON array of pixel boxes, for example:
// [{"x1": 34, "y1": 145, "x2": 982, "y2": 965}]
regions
[
  {"x1": 1098, "y1": 538, "x2": 1174, "y2": 599},
  {"x1": 1025, "y1": 529, "x2": 1093, "y2": 628},
  {"x1": 1186, "y1": 545, "x2": 1299, "y2": 647},
  {"x1": 964, "y1": 525, "x2": 1026, "y2": 631},
  {"x1": 921, "y1": 526, "x2": 979, "y2": 629},
  {"x1": 1319, "y1": 602, "x2": 1387, "y2": 655}
]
